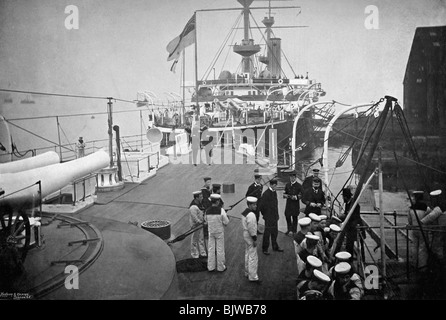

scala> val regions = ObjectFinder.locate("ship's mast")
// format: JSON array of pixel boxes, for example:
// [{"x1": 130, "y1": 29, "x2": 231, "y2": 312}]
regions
[
  {"x1": 263, "y1": 3, "x2": 274, "y2": 43},
  {"x1": 260, "y1": 1, "x2": 281, "y2": 78},
  {"x1": 233, "y1": 0, "x2": 261, "y2": 76}
]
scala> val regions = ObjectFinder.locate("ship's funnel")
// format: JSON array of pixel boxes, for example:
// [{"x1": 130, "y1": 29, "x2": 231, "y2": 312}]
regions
[
  {"x1": 269, "y1": 38, "x2": 282, "y2": 78},
  {"x1": 146, "y1": 127, "x2": 162, "y2": 144},
  {"x1": 0, "y1": 149, "x2": 109, "y2": 208},
  {"x1": 0, "y1": 151, "x2": 60, "y2": 174}
]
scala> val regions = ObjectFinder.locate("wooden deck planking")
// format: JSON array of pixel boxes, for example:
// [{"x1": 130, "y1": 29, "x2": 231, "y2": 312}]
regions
[
  {"x1": 164, "y1": 212, "x2": 298, "y2": 300},
  {"x1": 72, "y1": 148, "x2": 300, "y2": 300}
]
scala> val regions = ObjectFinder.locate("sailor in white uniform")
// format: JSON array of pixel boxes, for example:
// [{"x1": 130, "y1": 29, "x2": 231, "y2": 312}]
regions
[
  {"x1": 189, "y1": 190, "x2": 207, "y2": 258},
  {"x1": 421, "y1": 190, "x2": 445, "y2": 262},
  {"x1": 206, "y1": 194, "x2": 229, "y2": 272},
  {"x1": 328, "y1": 262, "x2": 363, "y2": 300},
  {"x1": 408, "y1": 190, "x2": 429, "y2": 269},
  {"x1": 241, "y1": 196, "x2": 261, "y2": 283}
]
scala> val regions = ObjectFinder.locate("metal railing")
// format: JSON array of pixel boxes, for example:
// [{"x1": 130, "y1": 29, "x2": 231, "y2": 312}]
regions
[
  {"x1": 44, "y1": 173, "x2": 97, "y2": 206},
  {"x1": 121, "y1": 151, "x2": 160, "y2": 180},
  {"x1": 354, "y1": 216, "x2": 446, "y2": 288},
  {"x1": 0, "y1": 133, "x2": 154, "y2": 164}
]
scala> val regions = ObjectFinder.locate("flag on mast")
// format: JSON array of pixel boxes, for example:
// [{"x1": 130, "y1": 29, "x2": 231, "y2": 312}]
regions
[{"x1": 166, "y1": 14, "x2": 196, "y2": 62}]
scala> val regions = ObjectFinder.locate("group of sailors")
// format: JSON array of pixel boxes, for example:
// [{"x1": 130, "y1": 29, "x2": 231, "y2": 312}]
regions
[
  {"x1": 188, "y1": 178, "x2": 227, "y2": 272},
  {"x1": 187, "y1": 168, "x2": 366, "y2": 299}
]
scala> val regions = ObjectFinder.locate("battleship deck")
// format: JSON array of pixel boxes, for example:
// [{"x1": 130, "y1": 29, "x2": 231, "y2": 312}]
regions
[
  {"x1": 13, "y1": 147, "x2": 440, "y2": 300},
  {"x1": 23, "y1": 147, "x2": 299, "y2": 300}
]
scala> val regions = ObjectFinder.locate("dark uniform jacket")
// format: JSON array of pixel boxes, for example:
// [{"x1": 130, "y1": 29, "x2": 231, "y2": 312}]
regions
[
  {"x1": 246, "y1": 182, "x2": 263, "y2": 215},
  {"x1": 284, "y1": 181, "x2": 303, "y2": 217},
  {"x1": 303, "y1": 187, "x2": 326, "y2": 215},
  {"x1": 259, "y1": 188, "x2": 279, "y2": 226},
  {"x1": 293, "y1": 230, "x2": 307, "y2": 245},
  {"x1": 201, "y1": 186, "x2": 211, "y2": 210},
  {"x1": 302, "y1": 176, "x2": 315, "y2": 191},
  {"x1": 246, "y1": 182, "x2": 263, "y2": 199}
]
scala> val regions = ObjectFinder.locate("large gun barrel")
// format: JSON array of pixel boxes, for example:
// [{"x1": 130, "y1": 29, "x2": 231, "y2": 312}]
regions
[
  {"x1": 0, "y1": 149, "x2": 109, "y2": 207},
  {"x1": 0, "y1": 151, "x2": 60, "y2": 174}
]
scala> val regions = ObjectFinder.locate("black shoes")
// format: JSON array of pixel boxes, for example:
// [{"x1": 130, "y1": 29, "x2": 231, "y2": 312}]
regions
[
  {"x1": 249, "y1": 279, "x2": 262, "y2": 284},
  {"x1": 273, "y1": 248, "x2": 284, "y2": 252},
  {"x1": 262, "y1": 251, "x2": 270, "y2": 255}
]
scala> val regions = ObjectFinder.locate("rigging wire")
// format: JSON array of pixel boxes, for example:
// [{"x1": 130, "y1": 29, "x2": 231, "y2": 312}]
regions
[
  {"x1": 120, "y1": 141, "x2": 134, "y2": 183},
  {"x1": 353, "y1": 109, "x2": 376, "y2": 168},
  {"x1": 332, "y1": 100, "x2": 353, "y2": 107},
  {"x1": 389, "y1": 106, "x2": 433, "y2": 262},
  {"x1": 202, "y1": 12, "x2": 243, "y2": 81},
  {"x1": 11, "y1": 142, "x2": 34, "y2": 158},
  {"x1": 329, "y1": 107, "x2": 380, "y2": 188},
  {"x1": 5, "y1": 119, "x2": 73, "y2": 152},
  {"x1": 57, "y1": 124, "x2": 76, "y2": 153},
  {"x1": 325, "y1": 101, "x2": 385, "y2": 212},
  {"x1": 226, "y1": 102, "x2": 382, "y2": 212},
  {"x1": 216, "y1": 12, "x2": 245, "y2": 77},
  {"x1": 0, "y1": 88, "x2": 108, "y2": 100},
  {"x1": 394, "y1": 154, "x2": 446, "y2": 175},
  {"x1": 393, "y1": 102, "x2": 430, "y2": 190},
  {"x1": 6, "y1": 109, "x2": 147, "y2": 122},
  {"x1": 249, "y1": 12, "x2": 286, "y2": 78}
]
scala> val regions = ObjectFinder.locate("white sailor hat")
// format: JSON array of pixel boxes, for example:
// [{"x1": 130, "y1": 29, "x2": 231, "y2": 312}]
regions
[
  {"x1": 298, "y1": 217, "x2": 311, "y2": 226},
  {"x1": 309, "y1": 213, "x2": 321, "y2": 222},
  {"x1": 210, "y1": 194, "x2": 221, "y2": 200},
  {"x1": 329, "y1": 224, "x2": 341, "y2": 232},
  {"x1": 319, "y1": 215, "x2": 328, "y2": 220},
  {"x1": 193, "y1": 190, "x2": 202, "y2": 195},
  {"x1": 334, "y1": 262, "x2": 351, "y2": 275},
  {"x1": 430, "y1": 190, "x2": 442, "y2": 197},
  {"x1": 335, "y1": 251, "x2": 352, "y2": 261},
  {"x1": 246, "y1": 196, "x2": 258, "y2": 203},
  {"x1": 313, "y1": 269, "x2": 331, "y2": 283},
  {"x1": 306, "y1": 255, "x2": 322, "y2": 268},
  {"x1": 305, "y1": 234, "x2": 320, "y2": 241},
  {"x1": 323, "y1": 227, "x2": 330, "y2": 233},
  {"x1": 412, "y1": 191, "x2": 424, "y2": 194}
]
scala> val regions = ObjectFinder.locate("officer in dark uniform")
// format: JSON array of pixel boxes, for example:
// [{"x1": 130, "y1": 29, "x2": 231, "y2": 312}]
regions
[
  {"x1": 245, "y1": 171, "x2": 263, "y2": 233},
  {"x1": 259, "y1": 179, "x2": 283, "y2": 255},
  {"x1": 302, "y1": 168, "x2": 321, "y2": 192},
  {"x1": 283, "y1": 170, "x2": 303, "y2": 236},
  {"x1": 302, "y1": 178, "x2": 326, "y2": 216}
]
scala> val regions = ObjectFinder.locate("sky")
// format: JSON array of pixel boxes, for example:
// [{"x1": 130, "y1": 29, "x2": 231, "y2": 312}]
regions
[{"x1": 0, "y1": 0, "x2": 445, "y2": 149}]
